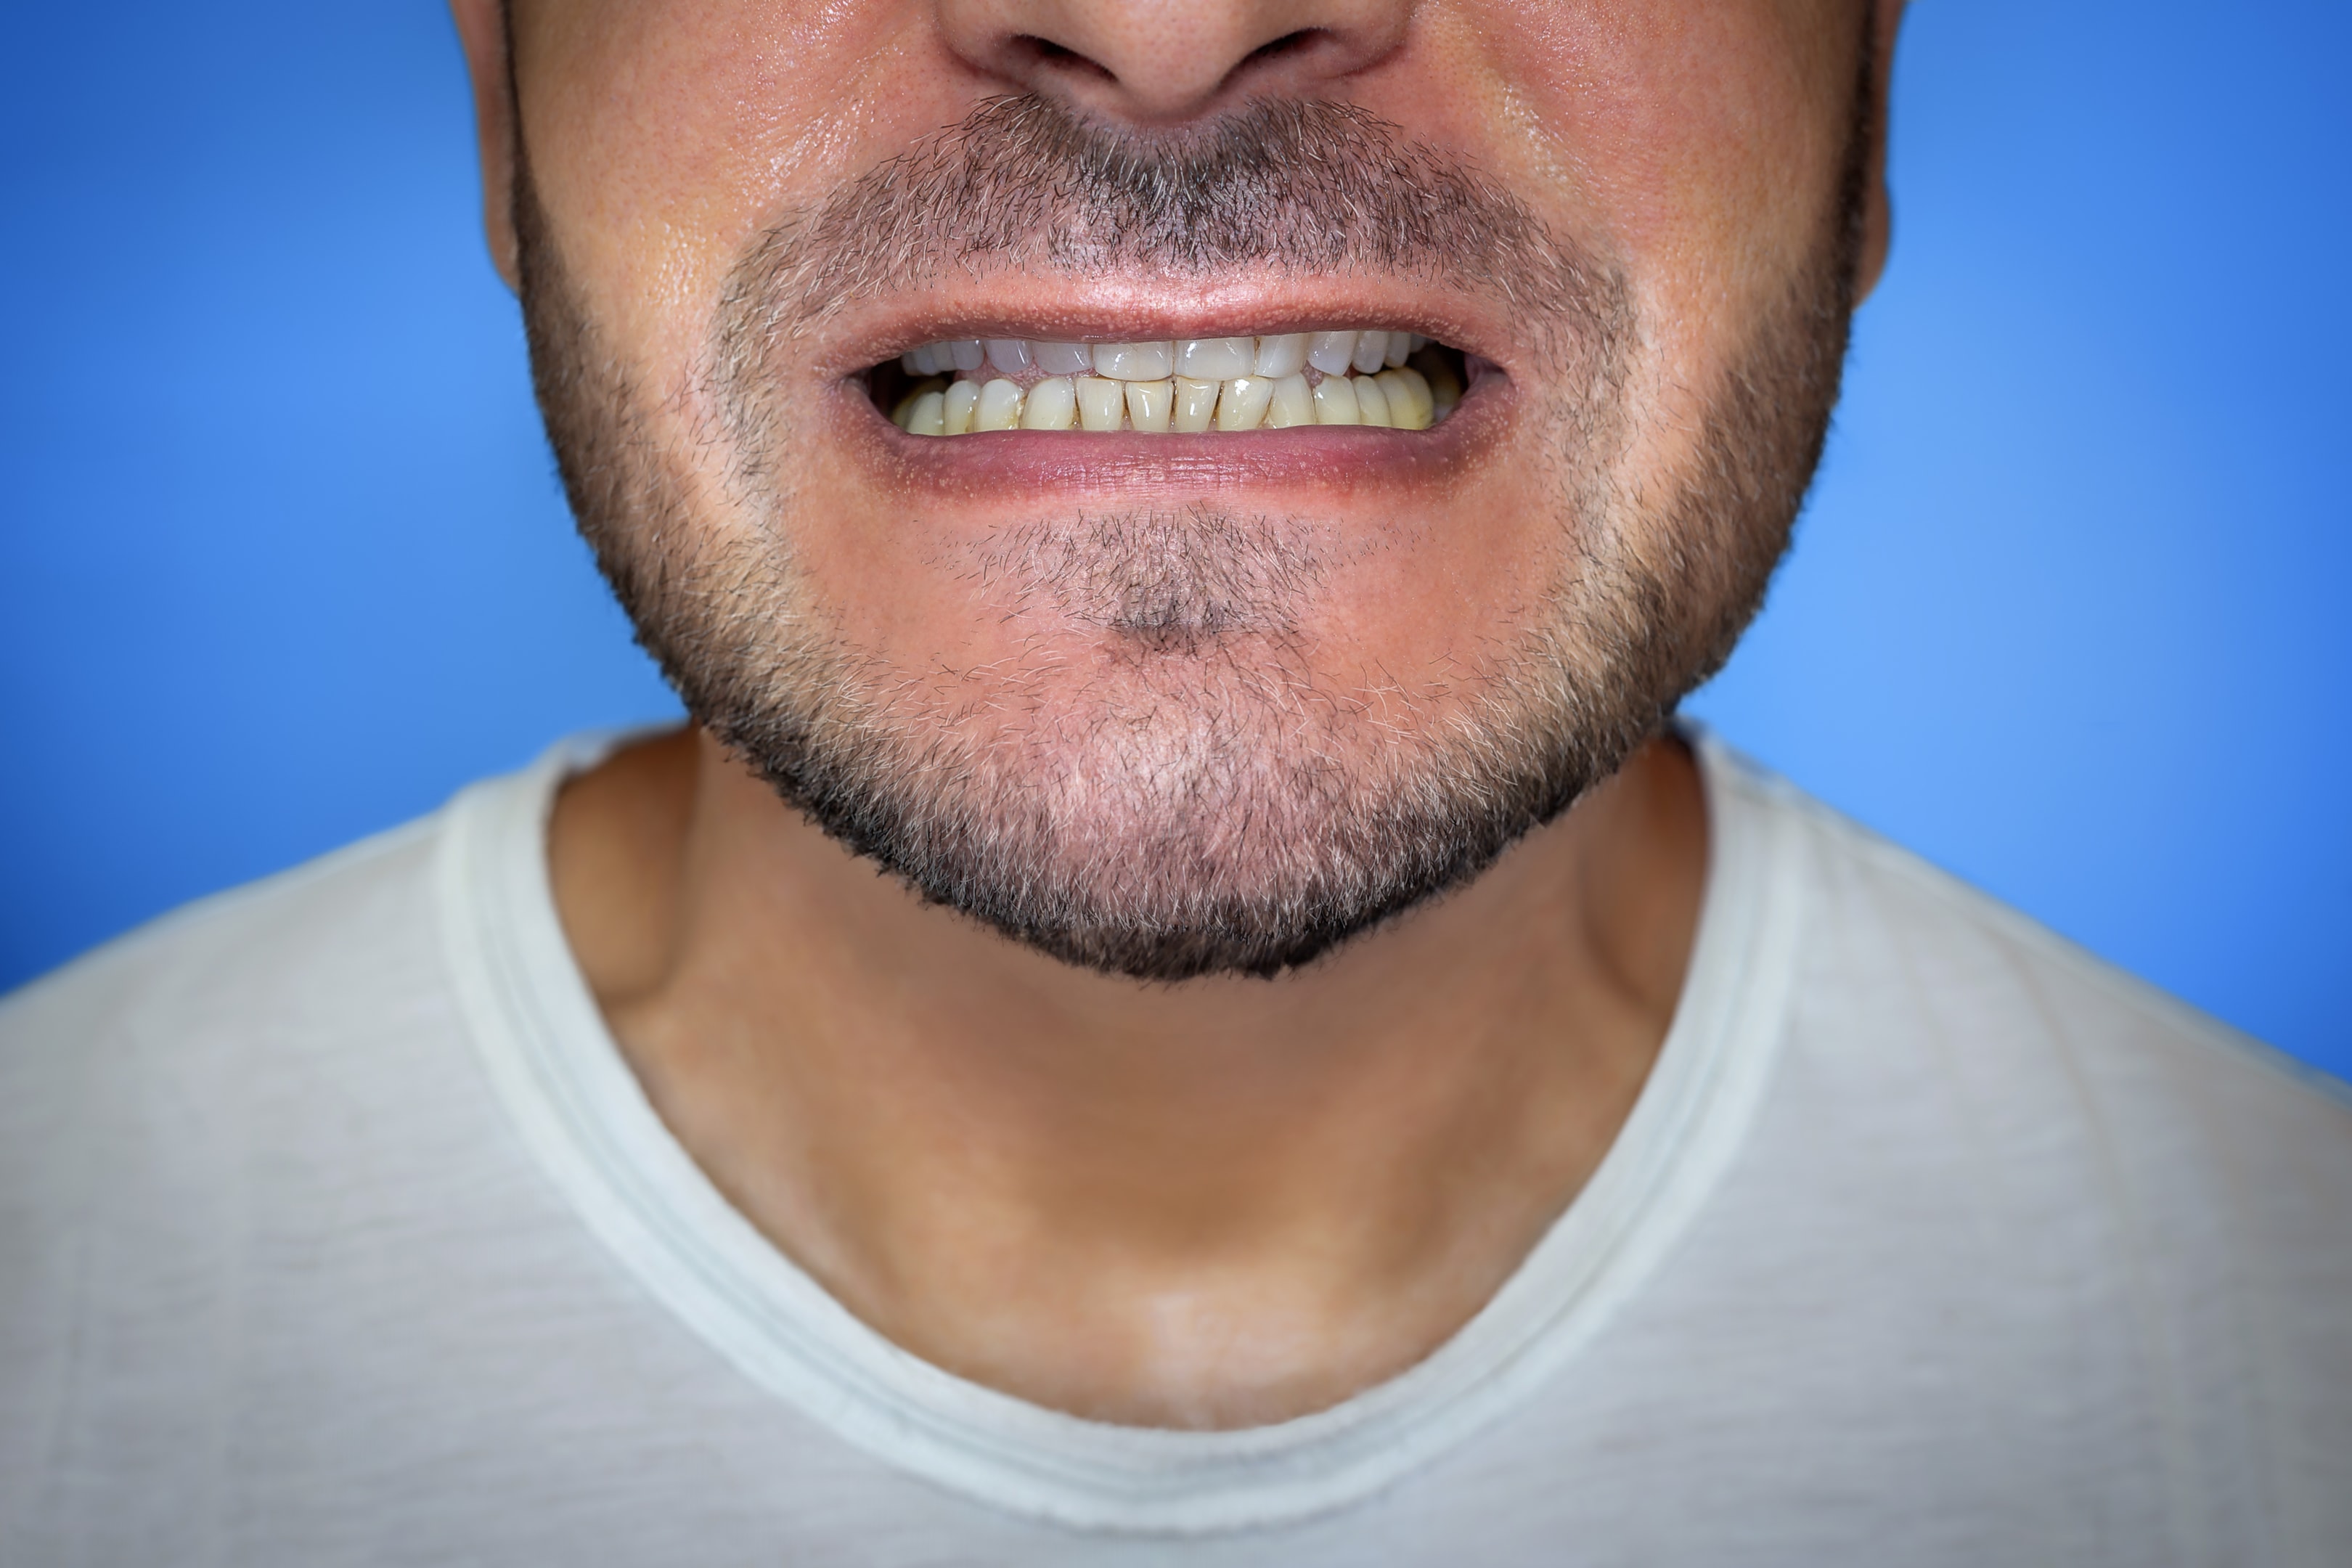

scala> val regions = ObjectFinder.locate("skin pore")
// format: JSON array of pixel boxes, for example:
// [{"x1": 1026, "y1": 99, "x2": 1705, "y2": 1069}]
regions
[{"x1": 454, "y1": 0, "x2": 1900, "y2": 1427}]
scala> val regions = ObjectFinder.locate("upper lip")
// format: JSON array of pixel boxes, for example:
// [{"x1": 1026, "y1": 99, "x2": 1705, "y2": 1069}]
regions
[{"x1": 812, "y1": 278, "x2": 1510, "y2": 378}]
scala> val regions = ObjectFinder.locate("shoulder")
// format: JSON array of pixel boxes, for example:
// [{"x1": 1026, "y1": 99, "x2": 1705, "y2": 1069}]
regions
[
  {"x1": 0, "y1": 735, "x2": 640, "y2": 1233},
  {"x1": 0, "y1": 747, "x2": 668, "y2": 1551},
  {"x1": 1703, "y1": 732, "x2": 2352, "y2": 1297},
  {"x1": 1, "y1": 812, "x2": 452, "y2": 1083},
  {"x1": 0, "y1": 811, "x2": 469, "y2": 1221},
  {"x1": 1682, "y1": 739, "x2": 2352, "y2": 1542},
  {"x1": 0, "y1": 731, "x2": 601, "y2": 1214},
  {"x1": 1712, "y1": 740, "x2": 2345, "y2": 1127},
  {"x1": 0, "y1": 734, "x2": 624, "y2": 1091}
]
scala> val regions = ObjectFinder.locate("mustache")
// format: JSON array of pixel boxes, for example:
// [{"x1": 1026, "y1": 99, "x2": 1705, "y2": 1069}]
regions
[{"x1": 718, "y1": 94, "x2": 1624, "y2": 359}]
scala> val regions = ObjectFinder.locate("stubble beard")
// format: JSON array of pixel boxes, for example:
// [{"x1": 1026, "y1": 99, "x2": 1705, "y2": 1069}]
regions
[{"x1": 515, "y1": 94, "x2": 1865, "y2": 982}]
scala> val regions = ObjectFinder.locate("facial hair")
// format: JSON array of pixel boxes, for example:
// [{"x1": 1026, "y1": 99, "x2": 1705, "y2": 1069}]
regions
[{"x1": 514, "y1": 90, "x2": 1867, "y2": 982}]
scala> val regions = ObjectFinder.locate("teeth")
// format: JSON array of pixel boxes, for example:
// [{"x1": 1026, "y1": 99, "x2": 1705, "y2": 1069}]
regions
[
  {"x1": 1265, "y1": 373, "x2": 1315, "y2": 428},
  {"x1": 891, "y1": 377, "x2": 944, "y2": 428},
  {"x1": 1175, "y1": 338, "x2": 1254, "y2": 380},
  {"x1": 1173, "y1": 376, "x2": 1220, "y2": 433},
  {"x1": 1126, "y1": 378, "x2": 1174, "y2": 433},
  {"x1": 1215, "y1": 375, "x2": 1275, "y2": 431},
  {"x1": 1312, "y1": 375, "x2": 1360, "y2": 425},
  {"x1": 1376, "y1": 369, "x2": 1429, "y2": 430},
  {"x1": 975, "y1": 377, "x2": 1024, "y2": 431},
  {"x1": 895, "y1": 333, "x2": 1465, "y2": 435},
  {"x1": 1093, "y1": 341, "x2": 1175, "y2": 380},
  {"x1": 942, "y1": 378, "x2": 979, "y2": 436},
  {"x1": 1307, "y1": 332, "x2": 1358, "y2": 375},
  {"x1": 903, "y1": 390, "x2": 947, "y2": 437},
  {"x1": 1424, "y1": 359, "x2": 1462, "y2": 420},
  {"x1": 1253, "y1": 333, "x2": 1308, "y2": 378},
  {"x1": 1021, "y1": 375, "x2": 1078, "y2": 430},
  {"x1": 1075, "y1": 375, "x2": 1125, "y2": 432}
]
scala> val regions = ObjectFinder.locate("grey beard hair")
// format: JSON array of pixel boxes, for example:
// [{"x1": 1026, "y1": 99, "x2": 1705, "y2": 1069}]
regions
[
  {"x1": 515, "y1": 86, "x2": 1866, "y2": 981},
  {"x1": 714, "y1": 94, "x2": 1616, "y2": 353},
  {"x1": 968, "y1": 508, "x2": 1332, "y2": 648}
]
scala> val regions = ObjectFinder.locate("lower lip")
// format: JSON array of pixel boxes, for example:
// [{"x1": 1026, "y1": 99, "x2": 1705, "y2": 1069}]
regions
[{"x1": 841, "y1": 382, "x2": 1506, "y2": 504}]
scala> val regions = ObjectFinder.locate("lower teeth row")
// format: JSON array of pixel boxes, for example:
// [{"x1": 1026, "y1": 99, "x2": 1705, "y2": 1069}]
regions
[
  {"x1": 890, "y1": 366, "x2": 1460, "y2": 436},
  {"x1": 902, "y1": 330, "x2": 1426, "y2": 381}
]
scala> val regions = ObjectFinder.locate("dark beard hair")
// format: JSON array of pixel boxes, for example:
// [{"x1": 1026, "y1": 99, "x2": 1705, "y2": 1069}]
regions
[{"x1": 513, "y1": 81, "x2": 1869, "y2": 981}]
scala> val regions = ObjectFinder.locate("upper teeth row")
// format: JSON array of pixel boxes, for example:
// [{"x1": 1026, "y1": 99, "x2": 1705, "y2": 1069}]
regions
[{"x1": 900, "y1": 331, "x2": 1429, "y2": 382}]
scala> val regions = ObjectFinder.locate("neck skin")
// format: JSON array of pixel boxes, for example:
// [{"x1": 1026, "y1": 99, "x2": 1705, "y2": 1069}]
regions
[{"x1": 548, "y1": 724, "x2": 1707, "y2": 1429}]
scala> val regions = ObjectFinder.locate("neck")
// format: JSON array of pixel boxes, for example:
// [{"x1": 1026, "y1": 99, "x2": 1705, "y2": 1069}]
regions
[{"x1": 549, "y1": 724, "x2": 1707, "y2": 1429}]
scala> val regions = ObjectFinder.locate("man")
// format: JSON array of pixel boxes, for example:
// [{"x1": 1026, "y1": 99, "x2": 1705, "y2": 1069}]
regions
[{"x1": 3, "y1": 0, "x2": 2346, "y2": 1561}]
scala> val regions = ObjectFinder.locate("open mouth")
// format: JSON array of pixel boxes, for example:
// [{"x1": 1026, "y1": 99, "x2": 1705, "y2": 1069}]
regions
[{"x1": 867, "y1": 331, "x2": 1471, "y2": 436}]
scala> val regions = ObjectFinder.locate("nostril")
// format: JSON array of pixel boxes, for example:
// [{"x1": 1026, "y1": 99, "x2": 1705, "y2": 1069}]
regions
[
  {"x1": 1010, "y1": 34, "x2": 1116, "y2": 83},
  {"x1": 1243, "y1": 30, "x2": 1320, "y2": 67},
  {"x1": 983, "y1": 22, "x2": 1363, "y2": 121}
]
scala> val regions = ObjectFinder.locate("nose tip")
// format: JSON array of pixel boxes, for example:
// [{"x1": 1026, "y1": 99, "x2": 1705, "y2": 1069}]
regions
[{"x1": 938, "y1": 0, "x2": 1410, "y2": 126}]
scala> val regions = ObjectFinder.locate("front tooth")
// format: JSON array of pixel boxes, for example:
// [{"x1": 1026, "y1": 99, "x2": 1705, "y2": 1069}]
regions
[
  {"x1": 1350, "y1": 332, "x2": 1389, "y2": 374},
  {"x1": 1216, "y1": 375, "x2": 1275, "y2": 430},
  {"x1": 1094, "y1": 341, "x2": 1175, "y2": 380},
  {"x1": 1252, "y1": 333, "x2": 1308, "y2": 377},
  {"x1": 1126, "y1": 379, "x2": 1174, "y2": 433},
  {"x1": 974, "y1": 377, "x2": 1025, "y2": 431},
  {"x1": 1383, "y1": 334, "x2": 1410, "y2": 368},
  {"x1": 1312, "y1": 375, "x2": 1361, "y2": 425},
  {"x1": 1175, "y1": 338, "x2": 1254, "y2": 380},
  {"x1": 1075, "y1": 375, "x2": 1125, "y2": 432},
  {"x1": 1376, "y1": 369, "x2": 1429, "y2": 430},
  {"x1": 1021, "y1": 375, "x2": 1078, "y2": 430},
  {"x1": 987, "y1": 339, "x2": 1034, "y2": 375},
  {"x1": 904, "y1": 390, "x2": 947, "y2": 437},
  {"x1": 942, "y1": 380, "x2": 980, "y2": 436},
  {"x1": 1032, "y1": 340, "x2": 1093, "y2": 375},
  {"x1": 1172, "y1": 376, "x2": 1220, "y2": 433},
  {"x1": 947, "y1": 340, "x2": 987, "y2": 372},
  {"x1": 1264, "y1": 374, "x2": 1315, "y2": 428},
  {"x1": 1307, "y1": 332, "x2": 1359, "y2": 375},
  {"x1": 1352, "y1": 375, "x2": 1394, "y2": 427}
]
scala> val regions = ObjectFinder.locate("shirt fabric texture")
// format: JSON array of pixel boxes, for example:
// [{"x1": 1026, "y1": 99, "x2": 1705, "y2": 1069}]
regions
[{"x1": 3, "y1": 729, "x2": 2348, "y2": 1566}]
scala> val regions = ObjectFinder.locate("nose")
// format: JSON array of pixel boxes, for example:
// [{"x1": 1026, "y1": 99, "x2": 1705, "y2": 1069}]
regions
[{"x1": 936, "y1": 0, "x2": 1411, "y2": 126}]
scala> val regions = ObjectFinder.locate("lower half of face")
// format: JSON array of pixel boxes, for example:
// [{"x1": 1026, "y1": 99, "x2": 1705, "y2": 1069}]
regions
[{"x1": 518, "y1": 96, "x2": 1859, "y2": 981}]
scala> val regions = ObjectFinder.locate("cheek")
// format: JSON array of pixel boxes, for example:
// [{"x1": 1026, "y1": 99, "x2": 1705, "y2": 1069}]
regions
[
  {"x1": 518, "y1": 0, "x2": 935, "y2": 369},
  {"x1": 1433, "y1": 1, "x2": 1851, "y2": 389}
]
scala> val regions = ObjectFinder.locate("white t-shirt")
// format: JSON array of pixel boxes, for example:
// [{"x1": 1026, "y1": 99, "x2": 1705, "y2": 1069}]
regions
[{"x1": 4, "y1": 730, "x2": 2348, "y2": 1566}]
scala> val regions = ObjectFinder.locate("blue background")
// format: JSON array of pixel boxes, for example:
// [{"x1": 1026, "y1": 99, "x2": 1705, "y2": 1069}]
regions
[{"x1": 4, "y1": 2, "x2": 2345, "y2": 1075}]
